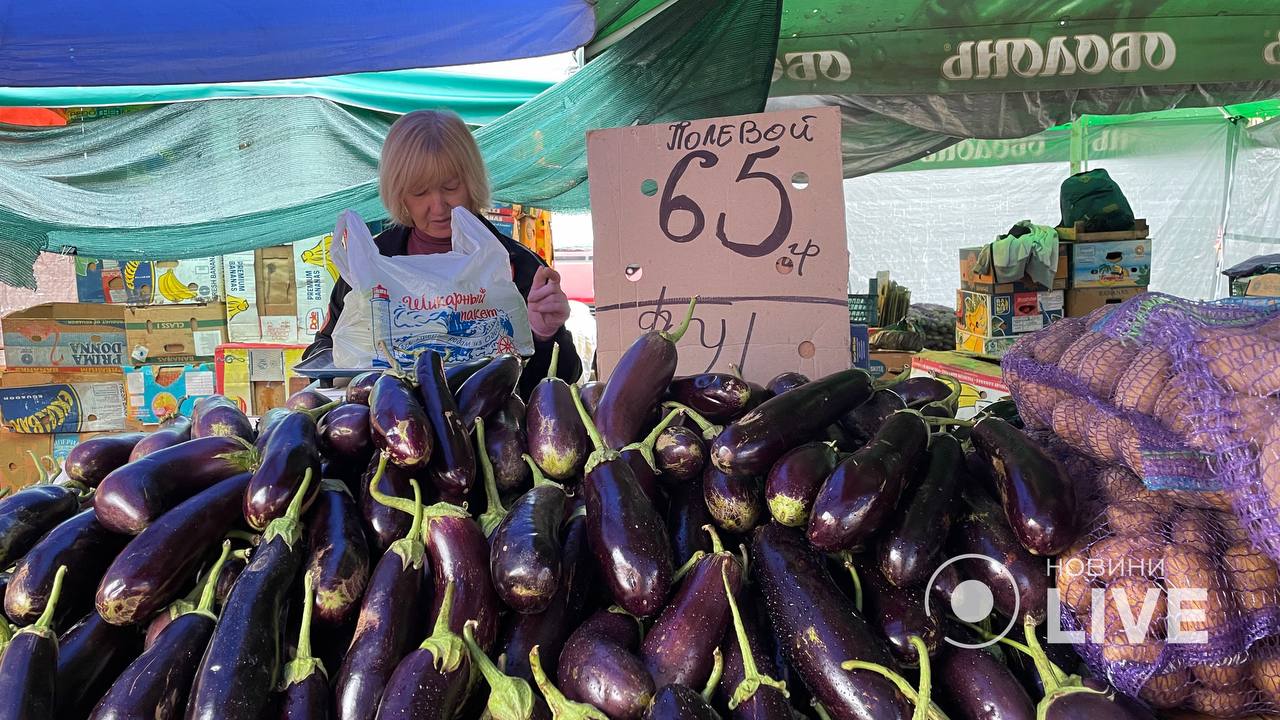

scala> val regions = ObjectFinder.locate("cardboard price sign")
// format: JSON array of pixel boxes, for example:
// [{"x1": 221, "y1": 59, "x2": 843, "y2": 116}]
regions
[{"x1": 587, "y1": 106, "x2": 850, "y2": 384}]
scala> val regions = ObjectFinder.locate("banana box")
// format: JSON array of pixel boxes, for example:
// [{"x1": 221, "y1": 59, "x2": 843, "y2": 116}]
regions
[
  {"x1": 222, "y1": 234, "x2": 340, "y2": 344},
  {"x1": 214, "y1": 343, "x2": 311, "y2": 416},
  {"x1": 0, "y1": 429, "x2": 112, "y2": 493},
  {"x1": 75, "y1": 257, "x2": 223, "y2": 305},
  {"x1": 123, "y1": 303, "x2": 227, "y2": 365},
  {"x1": 910, "y1": 350, "x2": 1010, "y2": 421},
  {"x1": 2, "y1": 303, "x2": 128, "y2": 368},
  {"x1": 0, "y1": 369, "x2": 129, "y2": 434},
  {"x1": 124, "y1": 363, "x2": 216, "y2": 424}
]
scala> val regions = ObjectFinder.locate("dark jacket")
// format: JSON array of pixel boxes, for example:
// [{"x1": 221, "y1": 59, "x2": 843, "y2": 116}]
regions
[{"x1": 304, "y1": 213, "x2": 582, "y2": 399}]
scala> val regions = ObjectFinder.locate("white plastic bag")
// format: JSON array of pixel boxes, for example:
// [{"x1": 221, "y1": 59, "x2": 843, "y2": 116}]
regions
[{"x1": 330, "y1": 208, "x2": 534, "y2": 369}]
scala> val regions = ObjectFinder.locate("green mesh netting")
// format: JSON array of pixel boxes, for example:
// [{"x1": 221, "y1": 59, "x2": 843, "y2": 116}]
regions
[{"x1": 0, "y1": 0, "x2": 781, "y2": 290}]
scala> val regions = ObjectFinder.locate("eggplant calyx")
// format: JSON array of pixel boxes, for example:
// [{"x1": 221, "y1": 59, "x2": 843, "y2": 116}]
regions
[
  {"x1": 522, "y1": 454, "x2": 563, "y2": 491},
  {"x1": 721, "y1": 564, "x2": 788, "y2": 710},
  {"x1": 701, "y1": 524, "x2": 727, "y2": 555},
  {"x1": 262, "y1": 468, "x2": 313, "y2": 548},
  {"x1": 767, "y1": 494, "x2": 809, "y2": 527},
  {"x1": 388, "y1": 479, "x2": 427, "y2": 571},
  {"x1": 583, "y1": 447, "x2": 621, "y2": 476},
  {"x1": 422, "y1": 582, "x2": 466, "y2": 674},
  {"x1": 464, "y1": 621, "x2": 537, "y2": 720},
  {"x1": 839, "y1": 659, "x2": 950, "y2": 720},
  {"x1": 672, "y1": 550, "x2": 708, "y2": 584},
  {"x1": 660, "y1": 401, "x2": 722, "y2": 441},
  {"x1": 621, "y1": 407, "x2": 684, "y2": 474},
  {"x1": 283, "y1": 573, "x2": 329, "y2": 687},
  {"x1": 0, "y1": 618, "x2": 11, "y2": 647},
  {"x1": 701, "y1": 647, "x2": 724, "y2": 703},
  {"x1": 1035, "y1": 685, "x2": 1112, "y2": 720},
  {"x1": 475, "y1": 418, "x2": 508, "y2": 536},
  {"x1": 660, "y1": 296, "x2": 699, "y2": 344},
  {"x1": 529, "y1": 645, "x2": 609, "y2": 720}
]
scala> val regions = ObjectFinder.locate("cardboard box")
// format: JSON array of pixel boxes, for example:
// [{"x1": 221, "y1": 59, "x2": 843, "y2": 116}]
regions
[
  {"x1": 958, "y1": 244, "x2": 1069, "y2": 293},
  {"x1": 0, "y1": 369, "x2": 129, "y2": 433},
  {"x1": 1070, "y1": 240, "x2": 1152, "y2": 289},
  {"x1": 214, "y1": 343, "x2": 310, "y2": 416},
  {"x1": 123, "y1": 303, "x2": 227, "y2": 365},
  {"x1": 223, "y1": 235, "x2": 340, "y2": 344},
  {"x1": 124, "y1": 363, "x2": 216, "y2": 424},
  {"x1": 956, "y1": 289, "x2": 1064, "y2": 337},
  {"x1": 0, "y1": 430, "x2": 107, "y2": 493},
  {"x1": 2, "y1": 303, "x2": 128, "y2": 368},
  {"x1": 75, "y1": 257, "x2": 223, "y2": 305},
  {"x1": 868, "y1": 351, "x2": 913, "y2": 380},
  {"x1": 1246, "y1": 273, "x2": 1280, "y2": 297},
  {"x1": 850, "y1": 324, "x2": 870, "y2": 369},
  {"x1": 955, "y1": 327, "x2": 1021, "y2": 357},
  {"x1": 1065, "y1": 286, "x2": 1146, "y2": 317},
  {"x1": 911, "y1": 350, "x2": 1010, "y2": 420}
]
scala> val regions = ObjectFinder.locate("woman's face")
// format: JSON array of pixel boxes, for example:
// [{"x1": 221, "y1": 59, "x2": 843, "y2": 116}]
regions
[{"x1": 405, "y1": 175, "x2": 470, "y2": 238}]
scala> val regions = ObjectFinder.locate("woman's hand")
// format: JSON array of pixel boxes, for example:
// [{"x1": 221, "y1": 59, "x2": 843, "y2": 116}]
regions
[{"x1": 527, "y1": 266, "x2": 571, "y2": 342}]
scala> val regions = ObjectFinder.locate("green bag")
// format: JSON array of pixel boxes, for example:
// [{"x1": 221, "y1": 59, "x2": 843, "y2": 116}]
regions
[{"x1": 1058, "y1": 168, "x2": 1135, "y2": 233}]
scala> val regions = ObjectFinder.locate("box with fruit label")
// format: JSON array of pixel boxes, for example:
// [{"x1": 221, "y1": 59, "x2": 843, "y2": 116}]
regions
[
  {"x1": 75, "y1": 257, "x2": 223, "y2": 305},
  {"x1": 223, "y1": 233, "x2": 342, "y2": 344}
]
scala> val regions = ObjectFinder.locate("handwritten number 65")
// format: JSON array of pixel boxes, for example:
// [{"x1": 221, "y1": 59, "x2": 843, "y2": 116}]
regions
[{"x1": 658, "y1": 146, "x2": 793, "y2": 258}]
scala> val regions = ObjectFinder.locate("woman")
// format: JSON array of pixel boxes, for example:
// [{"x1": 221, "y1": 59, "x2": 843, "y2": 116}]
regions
[{"x1": 306, "y1": 110, "x2": 582, "y2": 397}]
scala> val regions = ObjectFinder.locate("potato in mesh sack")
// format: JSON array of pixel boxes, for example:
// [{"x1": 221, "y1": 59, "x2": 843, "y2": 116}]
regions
[
  {"x1": 1088, "y1": 533, "x2": 1167, "y2": 582},
  {"x1": 1194, "y1": 663, "x2": 1254, "y2": 691},
  {"x1": 1223, "y1": 540, "x2": 1280, "y2": 613},
  {"x1": 1101, "y1": 575, "x2": 1167, "y2": 664},
  {"x1": 1251, "y1": 643, "x2": 1280, "y2": 706},
  {"x1": 1201, "y1": 331, "x2": 1280, "y2": 397},
  {"x1": 1162, "y1": 544, "x2": 1232, "y2": 636},
  {"x1": 1057, "y1": 539, "x2": 1099, "y2": 618},
  {"x1": 1139, "y1": 668, "x2": 1194, "y2": 710},
  {"x1": 1258, "y1": 422, "x2": 1280, "y2": 519},
  {"x1": 1113, "y1": 344, "x2": 1174, "y2": 416},
  {"x1": 1003, "y1": 365, "x2": 1067, "y2": 430},
  {"x1": 1029, "y1": 316, "x2": 1086, "y2": 365},
  {"x1": 1187, "y1": 683, "x2": 1256, "y2": 716},
  {"x1": 1152, "y1": 371, "x2": 1201, "y2": 438}
]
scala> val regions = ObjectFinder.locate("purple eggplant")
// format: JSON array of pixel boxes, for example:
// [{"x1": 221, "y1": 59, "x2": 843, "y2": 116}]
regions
[
  {"x1": 0, "y1": 484, "x2": 84, "y2": 573},
  {"x1": 765, "y1": 372, "x2": 809, "y2": 396},
  {"x1": 619, "y1": 407, "x2": 685, "y2": 507},
  {"x1": 667, "y1": 374, "x2": 753, "y2": 424},
  {"x1": 579, "y1": 381, "x2": 605, "y2": 417},
  {"x1": 306, "y1": 479, "x2": 370, "y2": 627},
  {"x1": 287, "y1": 388, "x2": 332, "y2": 410},
  {"x1": 345, "y1": 371, "x2": 383, "y2": 405},
  {"x1": 574, "y1": 386, "x2": 673, "y2": 617},
  {"x1": 456, "y1": 353, "x2": 524, "y2": 433},
  {"x1": 257, "y1": 407, "x2": 293, "y2": 447},
  {"x1": 445, "y1": 356, "x2": 491, "y2": 393},
  {"x1": 488, "y1": 394, "x2": 532, "y2": 493},
  {"x1": 938, "y1": 647, "x2": 1035, "y2": 720},
  {"x1": 501, "y1": 512, "x2": 592, "y2": 685},
  {"x1": 279, "y1": 574, "x2": 333, "y2": 720},
  {"x1": 527, "y1": 344, "x2": 590, "y2": 481},
  {"x1": 130, "y1": 415, "x2": 193, "y2": 461},
  {"x1": 970, "y1": 417, "x2": 1078, "y2": 556},
  {"x1": 55, "y1": 610, "x2": 143, "y2": 717},
  {"x1": 358, "y1": 452, "x2": 417, "y2": 556},
  {"x1": 704, "y1": 465, "x2": 764, "y2": 534},
  {"x1": 191, "y1": 395, "x2": 254, "y2": 441},
  {"x1": 89, "y1": 542, "x2": 231, "y2": 720},
  {"x1": 373, "y1": 582, "x2": 472, "y2": 720},
  {"x1": 319, "y1": 403, "x2": 375, "y2": 469},
  {"x1": 655, "y1": 425, "x2": 706, "y2": 483},
  {"x1": 807, "y1": 411, "x2": 929, "y2": 552},
  {"x1": 490, "y1": 456, "x2": 568, "y2": 614},
  {"x1": 65, "y1": 432, "x2": 146, "y2": 487},
  {"x1": 665, "y1": 482, "x2": 715, "y2": 568},
  {"x1": 859, "y1": 562, "x2": 940, "y2": 667},
  {"x1": 716, "y1": 580, "x2": 791, "y2": 719},
  {"x1": 95, "y1": 435, "x2": 249, "y2": 535},
  {"x1": 646, "y1": 684, "x2": 720, "y2": 720},
  {"x1": 464, "y1": 620, "x2": 551, "y2": 720},
  {"x1": 186, "y1": 471, "x2": 313, "y2": 720},
  {"x1": 595, "y1": 297, "x2": 698, "y2": 449},
  {"x1": 764, "y1": 441, "x2": 838, "y2": 528},
  {"x1": 96, "y1": 472, "x2": 252, "y2": 626},
  {"x1": 416, "y1": 349, "x2": 477, "y2": 502},
  {"x1": 244, "y1": 406, "x2": 329, "y2": 530},
  {"x1": 839, "y1": 389, "x2": 907, "y2": 450},
  {"x1": 0, "y1": 565, "x2": 66, "y2": 720},
  {"x1": 949, "y1": 487, "x2": 1048, "y2": 624},
  {"x1": 998, "y1": 617, "x2": 1143, "y2": 719},
  {"x1": 556, "y1": 609, "x2": 656, "y2": 720},
  {"x1": 642, "y1": 526, "x2": 742, "y2": 689},
  {"x1": 711, "y1": 369, "x2": 874, "y2": 478},
  {"x1": 879, "y1": 432, "x2": 962, "y2": 588},
  {"x1": 369, "y1": 373, "x2": 434, "y2": 468},
  {"x1": 752, "y1": 523, "x2": 910, "y2": 719},
  {"x1": 892, "y1": 377, "x2": 954, "y2": 409},
  {"x1": 334, "y1": 475, "x2": 428, "y2": 720},
  {"x1": 5, "y1": 508, "x2": 129, "y2": 627}
]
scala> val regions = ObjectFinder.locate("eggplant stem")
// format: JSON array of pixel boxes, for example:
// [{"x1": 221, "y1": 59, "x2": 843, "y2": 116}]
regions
[
  {"x1": 28, "y1": 450, "x2": 48, "y2": 484},
  {"x1": 811, "y1": 701, "x2": 834, "y2": 720},
  {"x1": 0, "y1": 618, "x2": 11, "y2": 647},
  {"x1": 464, "y1": 621, "x2": 536, "y2": 720},
  {"x1": 305, "y1": 399, "x2": 343, "y2": 421},
  {"x1": 283, "y1": 573, "x2": 328, "y2": 686},
  {"x1": 840, "y1": 660, "x2": 951, "y2": 720},
  {"x1": 661, "y1": 296, "x2": 699, "y2": 344},
  {"x1": 223, "y1": 529, "x2": 259, "y2": 544},
  {"x1": 721, "y1": 564, "x2": 788, "y2": 709},
  {"x1": 660, "y1": 401, "x2": 722, "y2": 440},
  {"x1": 1021, "y1": 616, "x2": 1070, "y2": 693},
  {"x1": 621, "y1": 407, "x2": 684, "y2": 474},
  {"x1": 195, "y1": 541, "x2": 232, "y2": 616},
  {"x1": 388, "y1": 479, "x2": 427, "y2": 571},
  {"x1": 672, "y1": 551, "x2": 707, "y2": 584},
  {"x1": 873, "y1": 368, "x2": 912, "y2": 391},
  {"x1": 522, "y1": 454, "x2": 560, "y2": 490},
  {"x1": 702, "y1": 647, "x2": 724, "y2": 703},
  {"x1": 33, "y1": 565, "x2": 67, "y2": 631},
  {"x1": 910, "y1": 636, "x2": 932, "y2": 720},
  {"x1": 571, "y1": 384, "x2": 606, "y2": 453},
  {"x1": 475, "y1": 417, "x2": 508, "y2": 536},
  {"x1": 936, "y1": 374, "x2": 963, "y2": 413},
  {"x1": 421, "y1": 581, "x2": 465, "y2": 673},
  {"x1": 369, "y1": 452, "x2": 417, "y2": 517},
  {"x1": 546, "y1": 342, "x2": 560, "y2": 381},
  {"x1": 701, "y1": 524, "x2": 726, "y2": 555},
  {"x1": 529, "y1": 645, "x2": 609, "y2": 720},
  {"x1": 838, "y1": 552, "x2": 864, "y2": 613},
  {"x1": 959, "y1": 620, "x2": 1035, "y2": 657},
  {"x1": 921, "y1": 416, "x2": 976, "y2": 428}
]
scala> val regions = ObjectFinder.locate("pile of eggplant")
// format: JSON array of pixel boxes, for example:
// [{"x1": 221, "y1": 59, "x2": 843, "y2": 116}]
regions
[{"x1": 0, "y1": 298, "x2": 1158, "y2": 720}]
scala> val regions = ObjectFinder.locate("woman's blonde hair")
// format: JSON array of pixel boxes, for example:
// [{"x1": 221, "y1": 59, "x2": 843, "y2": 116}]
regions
[{"x1": 379, "y1": 110, "x2": 491, "y2": 225}]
